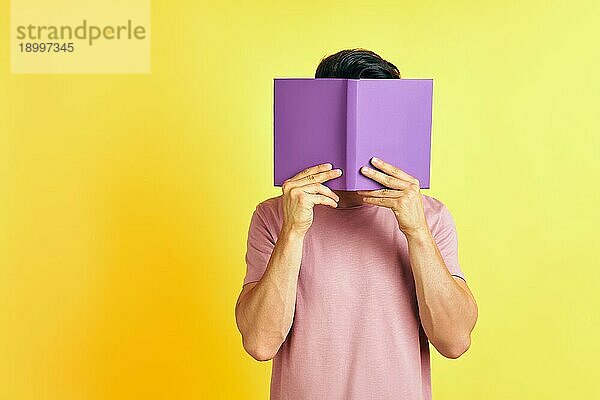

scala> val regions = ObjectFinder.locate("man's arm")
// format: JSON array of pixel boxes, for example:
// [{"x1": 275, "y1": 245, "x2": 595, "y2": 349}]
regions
[
  {"x1": 406, "y1": 227, "x2": 478, "y2": 358},
  {"x1": 357, "y1": 156, "x2": 478, "y2": 359},
  {"x1": 235, "y1": 225, "x2": 305, "y2": 361},
  {"x1": 235, "y1": 163, "x2": 341, "y2": 362}
]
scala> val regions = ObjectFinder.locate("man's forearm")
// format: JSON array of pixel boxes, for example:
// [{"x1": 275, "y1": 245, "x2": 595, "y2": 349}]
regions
[
  {"x1": 236, "y1": 225, "x2": 305, "y2": 361},
  {"x1": 405, "y1": 228, "x2": 478, "y2": 359}
]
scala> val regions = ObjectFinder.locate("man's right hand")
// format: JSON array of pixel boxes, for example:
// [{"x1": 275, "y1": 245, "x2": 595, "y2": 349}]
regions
[{"x1": 281, "y1": 163, "x2": 342, "y2": 236}]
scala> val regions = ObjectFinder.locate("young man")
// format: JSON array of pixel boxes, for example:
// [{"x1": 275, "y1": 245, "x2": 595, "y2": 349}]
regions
[{"x1": 235, "y1": 48, "x2": 478, "y2": 400}]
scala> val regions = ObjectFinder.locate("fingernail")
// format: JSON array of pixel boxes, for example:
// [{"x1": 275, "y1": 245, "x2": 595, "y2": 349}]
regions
[{"x1": 371, "y1": 157, "x2": 379, "y2": 163}]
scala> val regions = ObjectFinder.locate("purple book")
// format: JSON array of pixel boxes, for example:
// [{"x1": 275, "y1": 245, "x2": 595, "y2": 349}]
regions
[{"x1": 274, "y1": 78, "x2": 434, "y2": 191}]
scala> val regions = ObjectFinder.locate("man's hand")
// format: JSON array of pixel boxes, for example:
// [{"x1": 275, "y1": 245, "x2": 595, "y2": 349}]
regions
[
  {"x1": 357, "y1": 156, "x2": 428, "y2": 238},
  {"x1": 282, "y1": 163, "x2": 342, "y2": 236}
]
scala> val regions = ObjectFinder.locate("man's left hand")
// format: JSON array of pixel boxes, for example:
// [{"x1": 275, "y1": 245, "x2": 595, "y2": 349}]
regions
[{"x1": 357, "y1": 156, "x2": 429, "y2": 238}]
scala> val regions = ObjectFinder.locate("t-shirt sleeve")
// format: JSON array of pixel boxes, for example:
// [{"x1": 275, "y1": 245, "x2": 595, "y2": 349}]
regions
[
  {"x1": 432, "y1": 204, "x2": 467, "y2": 282},
  {"x1": 243, "y1": 204, "x2": 276, "y2": 286}
]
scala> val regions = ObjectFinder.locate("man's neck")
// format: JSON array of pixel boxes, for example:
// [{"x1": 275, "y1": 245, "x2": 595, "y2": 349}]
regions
[{"x1": 332, "y1": 190, "x2": 366, "y2": 208}]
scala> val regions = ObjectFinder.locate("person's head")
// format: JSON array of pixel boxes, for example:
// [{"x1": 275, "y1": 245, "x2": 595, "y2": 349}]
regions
[
  {"x1": 314, "y1": 49, "x2": 401, "y2": 206},
  {"x1": 315, "y1": 48, "x2": 401, "y2": 79}
]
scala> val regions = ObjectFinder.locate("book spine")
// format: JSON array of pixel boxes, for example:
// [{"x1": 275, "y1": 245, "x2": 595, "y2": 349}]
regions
[{"x1": 345, "y1": 80, "x2": 358, "y2": 190}]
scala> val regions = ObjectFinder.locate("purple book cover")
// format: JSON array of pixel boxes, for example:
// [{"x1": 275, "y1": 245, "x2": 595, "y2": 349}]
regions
[{"x1": 274, "y1": 78, "x2": 433, "y2": 190}]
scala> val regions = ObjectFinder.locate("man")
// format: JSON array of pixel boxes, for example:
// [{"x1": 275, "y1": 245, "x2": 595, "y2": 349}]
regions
[{"x1": 235, "y1": 48, "x2": 478, "y2": 400}]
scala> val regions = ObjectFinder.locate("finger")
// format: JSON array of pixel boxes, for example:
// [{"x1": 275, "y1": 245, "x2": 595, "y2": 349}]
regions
[
  {"x1": 289, "y1": 162, "x2": 333, "y2": 182},
  {"x1": 310, "y1": 194, "x2": 338, "y2": 208},
  {"x1": 302, "y1": 183, "x2": 340, "y2": 202},
  {"x1": 360, "y1": 166, "x2": 410, "y2": 190},
  {"x1": 294, "y1": 168, "x2": 342, "y2": 187},
  {"x1": 356, "y1": 188, "x2": 402, "y2": 198},
  {"x1": 370, "y1": 157, "x2": 419, "y2": 184},
  {"x1": 362, "y1": 196, "x2": 396, "y2": 209}
]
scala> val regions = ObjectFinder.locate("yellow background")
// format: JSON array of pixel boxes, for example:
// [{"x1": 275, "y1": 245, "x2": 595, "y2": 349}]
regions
[{"x1": 1, "y1": 0, "x2": 599, "y2": 399}]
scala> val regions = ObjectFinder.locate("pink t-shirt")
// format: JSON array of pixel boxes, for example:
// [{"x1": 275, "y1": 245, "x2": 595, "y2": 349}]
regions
[{"x1": 243, "y1": 194, "x2": 466, "y2": 400}]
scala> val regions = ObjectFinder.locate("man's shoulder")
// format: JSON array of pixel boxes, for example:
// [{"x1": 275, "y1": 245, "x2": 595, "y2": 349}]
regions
[
  {"x1": 254, "y1": 195, "x2": 284, "y2": 222},
  {"x1": 256, "y1": 194, "x2": 283, "y2": 210},
  {"x1": 421, "y1": 193, "x2": 448, "y2": 215},
  {"x1": 421, "y1": 194, "x2": 460, "y2": 237}
]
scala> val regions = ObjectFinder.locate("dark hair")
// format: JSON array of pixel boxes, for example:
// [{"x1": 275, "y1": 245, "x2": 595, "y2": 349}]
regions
[{"x1": 315, "y1": 48, "x2": 401, "y2": 79}]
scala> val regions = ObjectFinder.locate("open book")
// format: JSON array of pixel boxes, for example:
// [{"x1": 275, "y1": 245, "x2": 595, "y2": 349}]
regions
[{"x1": 274, "y1": 78, "x2": 433, "y2": 191}]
